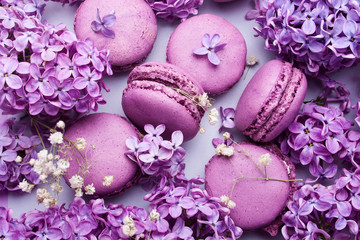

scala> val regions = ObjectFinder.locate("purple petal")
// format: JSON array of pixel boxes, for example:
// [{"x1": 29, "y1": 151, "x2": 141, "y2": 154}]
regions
[
  {"x1": 87, "y1": 81, "x2": 100, "y2": 97},
  {"x1": 326, "y1": 137, "x2": 340, "y2": 154},
  {"x1": 73, "y1": 77, "x2": 88, "y2": 90},
  {"x1": 0, "y1": 159, "x2": 7, "y2": 175},
  {"x1": 39, "y1": 82, "x2": 54, "y2": 96},
  {"x1": 335, "y1": 217, "x2": 347, "y2": 230},
  {"x1": 18, "y1": 136, "x2": 31, "y2": 148},
  {"x1": 300, "y1": 146, "x2": 314, "y2": 165},
  {"x1": 6, "y1": 75, "x2": 22, "y2": 89},
  {"x1": 210, "y1": 34, "x2": 221, "y2": 47},
  {"x1": 102, "y1": 14, "x2": 116, "y2": 27},
  {"x1": 337, "y1": 201, "x2": 352, "y2": 217},
  {"x1": 302, "y1": 19, "x2": 316, "y2": 35},
  {"x1": 91, "y1": 21, "x2": 102, "y2": 32},
  {"x1": 333, "y1": 37, "x2": 350, "y2": 48},
  {"x1": 202, "y1": 33, "x2": 211, "y2": 48},
  {"x1": 193, "y1": 47, "x2": 209, "y2": 55},
  {"x1": 77, "y1": 221, "x2": 93, "y2": 235},
  {"x1": 169, "y1": 204, "x2": 182, "y2": 218},
  {"x1": 208, "y1": 51, "x2": 220, "y2": 65},
  {"x1": 214, "y1": 43, "x2": 226, "y2": 52},
  {"x1": 101, "y1": 28, "x2": 115, "y2": 39}
]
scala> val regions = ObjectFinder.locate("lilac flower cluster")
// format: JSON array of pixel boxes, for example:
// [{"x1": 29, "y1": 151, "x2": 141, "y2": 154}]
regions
[
  {"x1": 43, "y1": 0, "x2": 83, "y2": 6},
  {"x1": 253, "y1": 0, "x2": 360, "y2": 76},
  {"x1": 1, "y1": 0, "x2": 46, "y2": 16},
  {"x1": 0, "y1": 118, "x2": 40, "y2": 191},
  {"x1": 282, "y1": 173, "x2": 360, "y2": 239},
  {"x1": 145, "y1": 0, "x2": 204, "y2": 22},
  {"x1": 125, "y1": 124, "x2": 242, "y2": 239},
  {"x1": 279, "y1": 102, "x2": 355, "y2": 181},
  {"x1": 0, "y1": 125, "x2": 242, "y2": 239},
  {"x1": 0, "y1": 5, "x2": 111, "y2": 121}
]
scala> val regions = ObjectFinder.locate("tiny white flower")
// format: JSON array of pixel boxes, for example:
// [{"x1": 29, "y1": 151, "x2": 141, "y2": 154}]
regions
[
  {"x1": 123, "y1": 215, "x2": 134, "y2": 225},
  {"x1": 69, "y1": 174, "x2": 84, "y2": 189},
  {"x1": 18, "y1": 179, "x2": 34, "y2": 193},
  {"x1": 52, "y1": 168, "x2": 63, "y2": 177},
  {"x1": 29, "y1": 158, "x2": 36, "y2": 166},
  {"x1": 56, "y1": 120, "x2": 65, "y2": 129},
  {"x1": 258, "y1": 153, "x2": 272, "y2": 167},
  {"x1": 39, "y1": 174, "x2": 48, "y2": 182},
  {"x1": 149, "y1": 209, "x2": 160, "y2": 221},
  {"x1": 227, "y1": 199, "x2": 236, "y2": 209},
  {"x1": 208, "y1": 108, "x2": 219, "y2": 125},
  {"x1": 75, "y1": 188, "x2": 83, "y2": 197},
  {"x1": 246, "y1": 55, "x2": 258, "y2": 66},
  {"x1": 47, "y1": 153, "x2": 54, "y2": 161},
  {"x1": 220, "y1": 195, "x2": 236, "y2": 209},
  {"x1": 37, "y1": 149, "x2": 48, "y2": 161},
  {"x1": 36, "y1": 188, "x2": 50, "y2": 203},
  {"x1": 199, "y1": 127, "x2": 205, "y2": 134},
  {"x1": 197, "y1": 93, "x2": 209, "y2": 108},
  {"x1": 57, "y1": 159, "x2": 70, "y2": 171},
  {"x1": 223, "y1": 132, "x2": 231, "y2": 140},
  {"x1": 51, "y1": 183, "x2": 63, "y2": 194},
  {"x1": 48, "y1": 132, "x2": 63, "y2": 145},
  {"x1": 15, "y1": 156, "x2": 22, "y2": 163},
  {"x1": 43, "y1": 197, "x2": 57, "y2": 208},
  {"x1": 215, "y1": 144, "x2": 234, "y2": 157},
  {"x1": 122, "y1": 224, "x2": 137, "y2": 237},
  {"x1": 85, "y1": 184, "x2": 96, "y2": 195},
  {"x1": 75, "y1": 138, "x2": 87, "y2": 151},
  {"x1": 103, "y1": 176, "x2": 113, "y2": 186}
]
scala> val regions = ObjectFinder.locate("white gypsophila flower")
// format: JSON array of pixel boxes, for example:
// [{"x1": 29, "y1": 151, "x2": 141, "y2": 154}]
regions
[
  {"x1": 56, "y1": 120, "x2": 65, "y2": 129},
  {"x1": 227, "y1": 199, "x2": 236, "y2": 209},
  {"x1": 43, "y1": 197, "x2": 57, "y2": 208},
  {"x1": 69, "y1": 174, "x2": 84, "y2": 189},
  {"x1": 75, "y1": 137, "x2": 87, "y2": 151},
  {"x1": 122, "y1": 224, "x2": 137, "y2": 237},
  {"x1": 37, "y1": 149, "x2": 48, "y2": 161},
  {"x1": 220, "y1": 195, "x2": 236, "y2": 209},
  {"x1": 15, "y1": 156, "x2": 22, "y2": 163},
  {"x1": 49, "y1": 132, "x2": 63, "y2": 145},
  {"x1": 197, "y1": 93, "x2": 209, "y2": 108},
  {"x1": 246, "y1": 55, "x2": 258, "y2": 66},
  {"x1": 75, "y1": 188, "x2": 83, "y2": 197},
  {"x1": 149, "y1": 209, "x2": 160, "y2": 221},
  {"x1": 29, "y1": 158, "x2": 36, "y2": 166},
  {"x1": 51, "y1": 183, "x2": 63, "y2": 194},
  {"x1": 18, "y1": 179, "x2": 34, "y2": 193},
  {"x1": 223, "y1": 132, "x2": 231, "y2": 140},
  {"x1": 123, "y1": 215, "x2": 134, "y2": 225},
  {"x1": 200, "y1": 128, "x2": 205, "y2": 134},
  {"x1": 215, "y1": 144, "x2": 234, "y2": 157},
  {"x1": 39, "y1": 174, "x2": 48, "y2": 182},
  {"x1": 47, "y1": 153, "x2": 54, "y2": 161},
  {"x1": 36, "y1": 188, "x2": 50, "y2": 203},
  {"x1": 258, "y1": 153, "x2": 272, "y2": 167},
  {"x1": 85, "y1": 184, "x2": 96, "y2": 195},
  {"x1": 103, "y1": 176, "x2": 114, "y2": 186},
  {"x1": 208, "y1": 108, "x2": 219, "y2": 125},
  {"x1": 52, "y1": 168, "x2": 63, "y2": 177},
  {"x1": 57, "y1": 159, "x2": 70, "y2": 171}
]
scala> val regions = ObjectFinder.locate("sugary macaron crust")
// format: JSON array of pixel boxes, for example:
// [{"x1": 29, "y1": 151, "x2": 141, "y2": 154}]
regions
[
  {"x1": 235, "y1": 60, "x2": 307, "y2": 142},
  {"x1": 167, "y1": 14, "x2": 247, "y2": 95},
  {"x1": 122, "y1": 62, "x2": 205, "y2": 141},
  {"x1": 205, "y1": 142, "x2": 297, "y2": 236},
  {"x1": 74, "y1": 0, "x2": 157, "y2": 71},
  {"x1": 63, "y1": 113, "x2": 141, "y2": 197}
]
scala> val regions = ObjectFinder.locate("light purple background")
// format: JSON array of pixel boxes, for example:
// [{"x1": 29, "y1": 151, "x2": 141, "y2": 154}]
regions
[{"x1": 2, "y1": 0, "x2": 360, "y2": 239}]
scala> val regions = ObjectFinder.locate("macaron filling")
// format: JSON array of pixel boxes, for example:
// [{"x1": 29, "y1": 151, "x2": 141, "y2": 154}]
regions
[{"x1": 243, "y1": 62, "x2": 303, "y2": 141}]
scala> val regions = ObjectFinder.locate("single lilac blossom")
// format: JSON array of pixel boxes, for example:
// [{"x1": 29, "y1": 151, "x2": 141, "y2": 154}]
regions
[
  {"x1": 91, "y1": 8, "x2": 116, "y2": 39},
  {"x1": 193, "y1": 33, "x2": 226, "y2": 66}
]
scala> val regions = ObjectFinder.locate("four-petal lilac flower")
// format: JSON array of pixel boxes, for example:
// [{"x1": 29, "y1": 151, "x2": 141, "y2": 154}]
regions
[{"x1": 91, "y1": 8, "x2": 116, "y2": 39}]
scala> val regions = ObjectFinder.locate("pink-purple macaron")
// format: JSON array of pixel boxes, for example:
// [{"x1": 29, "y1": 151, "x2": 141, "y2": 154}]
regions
[
  {"x1": 74, "y1": 0, "x2": 157, "y2": 71},
  {"x1": 167, "y1": 14, "x2": 247, "y2": 96},
  {"x1": 234, "y1": 59, "x2": 307, "y2": 142},
  {"x1": 63, "y1": 113, "x2": 140, "y2": 197},
  {"x1": 122, "y1": 62, "x2": 205, "y2": 141},
  {"x1": 205, "y1": 142, "x2": 297, "y2": 236}
]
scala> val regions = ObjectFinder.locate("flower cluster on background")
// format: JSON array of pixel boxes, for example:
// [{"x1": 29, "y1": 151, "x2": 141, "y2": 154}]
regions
[
  {"x1": 252, "y1": 0, "x2": 360, "y2": 77},
  {"x1": 0, "y1": 118, "x2": 40, "y2": 191},
  {"x1": 282, "y1": 176, "x2": 360, "y2": 239},
  {"x1": 0, "y1": 125, "x2": 242, "y2": 239},
  {"x1": 145, "y1": 0, "x2": 204, "y2": 22},
  {"x1": 279, "y1": 102, "x2": 356, "y2": 181},
  {"x1": 0, "y1": 4, "x2": 111, "y2": 122},
  {"x1": 43, "y1": 0, "x2": 82, "y2": 5}
]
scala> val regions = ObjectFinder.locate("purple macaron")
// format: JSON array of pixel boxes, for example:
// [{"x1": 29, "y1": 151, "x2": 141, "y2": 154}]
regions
[
  {"x1": 234, "y1": 59, "x2": 307, "y2": 142},
  {"x1": 122, "y1": 62, "x2": 205, "y2": 141},
  {"x1": 205, "y1": 142, "x2": 297, "y2": 236},
  {"x1": 167, "y1": 14, "x2": 247, "y2": 96},
  {"x1": 74, "y1": 0, "x2": 157, "y2": 71},
  {"x1": 63, "y1": 113, "x2": 140, "y2": 197}
]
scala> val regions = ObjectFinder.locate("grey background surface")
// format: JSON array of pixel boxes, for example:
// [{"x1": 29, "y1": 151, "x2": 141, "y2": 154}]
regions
[{"x1": 5, "y1": 1, "x2": 360, "y2": 239}]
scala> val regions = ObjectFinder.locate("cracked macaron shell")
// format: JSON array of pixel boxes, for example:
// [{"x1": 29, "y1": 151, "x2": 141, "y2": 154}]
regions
[
  {"x1": 166, "y1": 14, "x2": 247, "y2": 96},
  {"x1": 122, "y1": 62, "x2": 205, "y2": 141},
  {"x1": 74, "y1": 0, "x2": 157, "y2": 71},
  {"x1": 205, "y1": 142, "x2": 297, "y2": 235},
  {"x1": 63, "y1": 113, "x2": 140, "y2": 197},
  {"x1": 234, "y1": 60, "x2": 307, "y2": 142}
]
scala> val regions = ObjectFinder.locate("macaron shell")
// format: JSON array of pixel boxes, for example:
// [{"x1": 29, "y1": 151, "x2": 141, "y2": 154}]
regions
[
  {"x1": 205, "y1": 142, "x2": 291, "y2": 231},
  {"x1": 122, "y1": 81, "x2": 200, "y2": 141},
  {"x1": 63, "y1": 113, "x2": 140, "y2": 197},
  {"x1": 167, "y1": 14, "x2": 246, "y2": 95},
  {"x1": 74, "y1": 0, "x2": 157, "y2": 70}
]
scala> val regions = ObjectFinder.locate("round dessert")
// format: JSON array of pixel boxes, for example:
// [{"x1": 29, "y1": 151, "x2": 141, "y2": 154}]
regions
[
  {"x1": 74, "y1": 0, "x2": 157, "y2": 71},
  {"x1": 63, "y1": 113, "x2": 140, "y2": 197},
  {"x1": 166, "y1": 14, "x2": 247, "y2": 96},
  {"x1": 122, "y1": 62, "x2": 205, "y2": 141},
  {"x1": 234, "y1": 59, "x2": 307, "y2": 142},
  {"x1": 205, "y1": 142, "x2": 297, "y2": 236}
]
